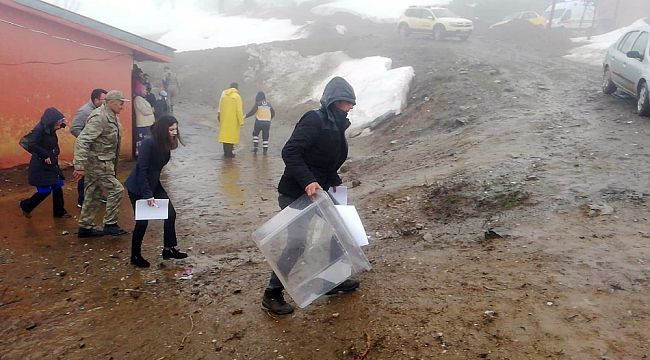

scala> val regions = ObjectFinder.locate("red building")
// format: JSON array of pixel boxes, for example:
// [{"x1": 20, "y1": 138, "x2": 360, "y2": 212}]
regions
[{"x1": 0, "y1": 0, "x2": 174, "y2": 169}]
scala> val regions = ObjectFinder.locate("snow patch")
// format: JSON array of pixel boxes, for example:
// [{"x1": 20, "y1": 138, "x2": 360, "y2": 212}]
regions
[
  {"x1": 308, "y1": 56, "x2": 415, "y2": 135},
  {"x1": 43, "y1": 0, "x2": 306, "y2": 51},
  {"x1": 565, "y1": 18, "x2": 649, "y2": 66},
  {"x1": 158, "y1": 15, "x2": 306, "y2": 51},
  {"x1": 245, "y1": 47, "x2": 414, "y2": 135}
]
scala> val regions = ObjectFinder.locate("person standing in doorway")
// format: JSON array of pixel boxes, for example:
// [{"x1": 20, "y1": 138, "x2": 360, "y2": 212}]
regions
[
  {"x1": 261, "y1": 76, "x2": 359, "y2": 315},
  {"x1": 245, "y1": 91, "x2": 275, "y2": 155},
  {"x1": 71, "y1": 88, "x2": 107, "y2": 208},
  {"x1": 134, "y1": 87, "x2": 155, "y2": 157},
  {"x1": 162, "y1": 66, "x2": 180, "y2": 113},
  {"x1": 125, "y1": 115, "x2": 188, "y2": 267},
  {"x1": 73, "y1": 90, "x2": 129, "y2": 238},
  {"x1": 19, "y1": 108, "x2": 69, "y2": 219},
  {"x1": 218, "y1": 82, "x2": 244, "y2": 158}
]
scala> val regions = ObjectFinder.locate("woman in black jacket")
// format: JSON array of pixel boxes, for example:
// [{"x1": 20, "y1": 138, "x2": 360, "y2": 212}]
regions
[
  {"x1": 124, "y1": 114, "x2": 187, "y2": 268},
  {"x1": 19, "y1": 107, "x2": 69, "y2": 218}
]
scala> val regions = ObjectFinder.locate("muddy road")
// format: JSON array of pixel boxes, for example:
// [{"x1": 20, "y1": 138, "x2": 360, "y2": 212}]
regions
[{"x1": 2, "y1": 24, "x2": 650, "y2": 360}]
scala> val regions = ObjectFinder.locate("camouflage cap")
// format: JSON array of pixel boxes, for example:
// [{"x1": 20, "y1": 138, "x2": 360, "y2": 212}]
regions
[{"x1": 105, "y1": 90, "x2": 130, "y2": 102}]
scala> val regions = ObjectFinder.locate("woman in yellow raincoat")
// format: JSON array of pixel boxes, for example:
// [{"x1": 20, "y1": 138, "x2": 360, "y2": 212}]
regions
[{"x1": 218, "y1": 82, "x2": 244, "y2": 158}]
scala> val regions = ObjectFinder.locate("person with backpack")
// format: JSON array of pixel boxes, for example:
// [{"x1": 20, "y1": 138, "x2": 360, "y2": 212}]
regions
[
  {"x1": 261, "y1": 77, "x2": 360, "y2": 315},
  {"x1": 245, "y1": 91, "x2": 275, "y2": 155},
  {"x1": 19, "y1": 108, "x2": 70, "y2": 218}
]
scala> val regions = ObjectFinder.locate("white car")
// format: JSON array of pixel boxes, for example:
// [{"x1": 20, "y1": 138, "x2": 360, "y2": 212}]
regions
[
  {"x1": 398, "y1": 6, "x2": 474, "y2": 41},
  {"x1": 602, "y1": 25, "x2": 650, "y2": 116}
]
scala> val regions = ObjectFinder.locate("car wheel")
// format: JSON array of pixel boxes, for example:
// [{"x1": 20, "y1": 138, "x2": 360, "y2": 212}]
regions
[
  {"x1": 602, "y1": 67, "x2": 616, "y2": 94},
  {"x1": 637, "y1": 82, "x2": 650, "y2": 116},
  {"x1": 433, "y1": 25, "x2": 446, "y2": 41},
  {"x1": 398, "y1": 23, "x2": 411, "y2": 37}
]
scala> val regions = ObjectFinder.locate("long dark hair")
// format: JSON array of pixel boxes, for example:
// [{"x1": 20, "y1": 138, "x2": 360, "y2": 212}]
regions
[{"x1": 151, "y1": 114, "x2": 183, "y2": 152}]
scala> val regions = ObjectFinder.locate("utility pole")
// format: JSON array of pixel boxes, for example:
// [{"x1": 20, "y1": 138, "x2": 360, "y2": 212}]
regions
[
  {"x1": 588, "y1": 0, "x2": 599, "y2": 40},
  {"x1": 613, "y1": 0, "x2": 621, "y2": 28},
  {"x1": 547, "y1": 0, "x2": 558, "y2": 30}
]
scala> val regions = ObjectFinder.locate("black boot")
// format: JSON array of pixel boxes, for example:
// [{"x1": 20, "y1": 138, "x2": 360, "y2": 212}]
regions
[
  {"x1": 325, "y1": 279, "x2": 360, "y2": 295},
  {"x1": 130, "y1": 255, "x2": 150, "y2": 268},
  {"x1": 162, "y1": 247, "x2": 188, "y2": 259},
  {"x1": 52, "y1": 187, "x2": 68, "y2": 217},
  {"x1": 20, "y1": 192, "x2": 49, "y2": 217},
  {"x1": 103, "y1": 224, "x2": 128, "y2": 236},
  {"x1": 78, "y1": 227, "x2": 105, "y2": 238},
  {"x1": 262, "y1": 290, "x2": 294, "y2": 315},
  {"x1": 263, "y1": 147, "x2": 268, "y2": 155},
  {"x1": 19, "y1": 201, "x2": 31, "y2": 218}
]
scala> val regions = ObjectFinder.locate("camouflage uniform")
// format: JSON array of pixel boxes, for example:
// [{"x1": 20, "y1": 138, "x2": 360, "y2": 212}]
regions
[{"x1": 74, "y1": 104, "x2": 124, "y2": 229}]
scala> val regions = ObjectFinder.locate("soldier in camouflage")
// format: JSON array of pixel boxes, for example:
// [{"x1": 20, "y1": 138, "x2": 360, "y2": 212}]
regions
[{"x1": 73, "y1": 90, "x2": 129, "y2": 238}]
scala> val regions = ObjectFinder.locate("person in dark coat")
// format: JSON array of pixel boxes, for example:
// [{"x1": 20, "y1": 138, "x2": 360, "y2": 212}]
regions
[
  {"x1": 261, "y1": 76, "x2": 359, "y2": 315},
  {"x1": 19, "y1": 107, "x2": 69, "y2": 218},
  {"x1": 124, "y1": 114, "x2": 188, "y2": 268}
]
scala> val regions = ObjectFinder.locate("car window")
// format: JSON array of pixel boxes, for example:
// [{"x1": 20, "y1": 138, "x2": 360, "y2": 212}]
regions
[
  {"x1": 405, "y1": 9, "x2": 418, "y2": 18},
  {"x1": 617, "y1": 32, "x2": 633, "y2": 51},
  {"x1": 619, "y1": 31, "x2": 640, "y2": 53},
  {"x1": 631, "y1": 32, "x2": 649, "y2": 55},
  {"x1": 431, "y1": 8, "x2": 456, "y2": 18},
  {"x1": 420, "y1": 10, "x2": 434, "y2": 19},
  {"x1": 561, "y1": 10, "x2": 571, "y2": 21},
  {"x1": 522, "y1": 12, "x2": 536, "y2": 19}
]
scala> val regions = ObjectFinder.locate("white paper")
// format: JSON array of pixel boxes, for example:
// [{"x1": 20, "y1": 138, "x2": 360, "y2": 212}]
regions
[
  {"x1": 328, "y1": 186, "x2": 348, "y2": 205},
  {"x1": 335, "y1": 205, "x2": 368, "y2": 246},
  {"x1": 135, "y1": 199, "x2": 169, "y2": 220}
]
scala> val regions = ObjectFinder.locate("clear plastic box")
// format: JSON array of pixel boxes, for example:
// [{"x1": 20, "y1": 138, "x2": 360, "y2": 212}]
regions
[{"x1": 252, "y1": 190, "x2": 371, "y2": 308}]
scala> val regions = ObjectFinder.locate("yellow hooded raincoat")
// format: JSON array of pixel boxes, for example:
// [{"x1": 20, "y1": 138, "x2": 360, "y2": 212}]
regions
[{"x1": 218, "y1": 88, "x2": 244, "y2": 144}]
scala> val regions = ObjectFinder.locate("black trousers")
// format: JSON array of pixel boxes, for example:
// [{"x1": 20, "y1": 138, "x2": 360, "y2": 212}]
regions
[
  {"x1": 20, "y1": 186, "x2": 65, "y2": 217},
  {"x1": 266, "y1": 194, "x2": 342, "y2": 292},
  {"x1": 128, "y1": 186, "x2": 177, "y2": 257},
  {"x1": 252, "y1": 120, "x2": 271, "y2": 149}
]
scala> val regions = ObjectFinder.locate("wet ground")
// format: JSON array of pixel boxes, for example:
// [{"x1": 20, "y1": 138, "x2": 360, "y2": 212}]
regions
[{"x1": 2, "y1": 21, "x2": 650, "y2": 360}]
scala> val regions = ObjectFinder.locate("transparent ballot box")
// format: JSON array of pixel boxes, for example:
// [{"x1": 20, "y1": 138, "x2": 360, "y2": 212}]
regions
[{"x1": 252, "y1": 191, "x2": 371, "y2": 308}]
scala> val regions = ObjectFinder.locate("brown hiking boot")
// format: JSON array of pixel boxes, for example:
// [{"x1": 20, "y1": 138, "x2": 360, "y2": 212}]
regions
[{"x1": 262, "y1": 290, "x2": 294, "y2": 315}]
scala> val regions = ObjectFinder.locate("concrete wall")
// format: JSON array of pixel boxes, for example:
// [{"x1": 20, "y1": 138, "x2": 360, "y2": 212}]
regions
[{"x1": 0, "y1": 3, "x2": 133, "y2": 169}]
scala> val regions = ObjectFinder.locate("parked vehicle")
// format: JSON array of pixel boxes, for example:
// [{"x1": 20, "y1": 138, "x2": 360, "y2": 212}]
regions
[
  {"x1": 602, "y1": 25, "x2": 650, "y2": 116},
  {"x1": 398, "y1": 6, "x2": 474, "y2": 41},
  {"x1": 490, "y1": 11, "x2": 547, "y2": 29},
  {"x1": 544, "y1": 0, "x2": 595, "y2": 31}
]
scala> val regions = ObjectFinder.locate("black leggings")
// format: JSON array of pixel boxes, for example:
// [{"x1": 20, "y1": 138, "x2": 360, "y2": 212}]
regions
[{"x1": 128, "y1": 186, "x2": 177, "y2": 257}]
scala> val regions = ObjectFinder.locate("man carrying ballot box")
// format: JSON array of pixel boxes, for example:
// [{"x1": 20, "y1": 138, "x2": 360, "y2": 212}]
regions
[{"x1": 261, "y1": 76, "x2": 360, "y2": 315}]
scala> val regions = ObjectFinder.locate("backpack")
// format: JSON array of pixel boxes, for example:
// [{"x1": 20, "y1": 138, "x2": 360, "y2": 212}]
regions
[{"x1": 19, "y1": 129, "x2": 36, "y2": 153}]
